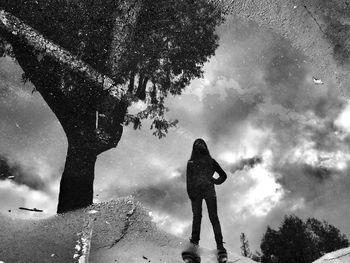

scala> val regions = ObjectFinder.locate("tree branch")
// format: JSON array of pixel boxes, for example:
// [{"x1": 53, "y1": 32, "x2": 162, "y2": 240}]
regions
[
  {"x1": 135, "y1": 75, "x2": 148, "y2": 100},
  {"x1": 108, "y1": 0, "x2": 143, "y2": 79},
  {"x1": 128, "y1": 71, "x2": 136, "y2": 93},
  {"x1": 0, "y1": 10, "x2": 127, "y2": 100}
]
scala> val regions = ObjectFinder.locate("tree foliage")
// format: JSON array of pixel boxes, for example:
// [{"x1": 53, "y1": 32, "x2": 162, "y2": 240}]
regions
[
  {"x1": 0, "y1": 0, "x2": 225, "y2": 212},
  {"x1": 306, "y1": 218, "x2": 349, "y2": 255},
  {"x1": 240, "y1": 232, "x2": 262, "y2": 261},
  {"x1": 0, "y1": 0, "x2": 225, "y2": 138},
  {"x1": 260, "y1": 215, "x2": 349, "y2": 263},
  {"x1": 240, "y1": 232, "x2": 251, "y2": 257},
  {"x1": 122, "y1": 0, "x2": 224, "y2": 136}
]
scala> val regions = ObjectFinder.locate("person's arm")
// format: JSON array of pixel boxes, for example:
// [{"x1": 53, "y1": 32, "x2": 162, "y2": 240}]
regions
[{"x1": 211, "y1": 159, "x2": 227, "y2": 185}]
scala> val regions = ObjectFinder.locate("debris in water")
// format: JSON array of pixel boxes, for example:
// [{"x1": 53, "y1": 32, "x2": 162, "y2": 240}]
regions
[
  {"x1": 312, "y1": 76, "x2": 324, "y2": 85},
  {"x1": 87, "y1": 210, "x2": 99, "y2": 214},
  {"x1": 142, "y1": 255, "x2": 151, "y2": 262},
  {"x1": 19, "y1": 207, "x2": 43, "y2": 212}
]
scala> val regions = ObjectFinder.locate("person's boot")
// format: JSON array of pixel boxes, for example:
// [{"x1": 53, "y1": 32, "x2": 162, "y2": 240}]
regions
[
  {"x1": 182, "y1": 251, "x2": 201, "y2": 263},
  {"x1": 216, "y1": 242, "x2": 227, "y2": 263},
  {"x1": 182, "y1": 238, "x2": 201, "y2": 263},
  {"x1": 189, "y1": 238, "x2": 199, "y2": 246}
]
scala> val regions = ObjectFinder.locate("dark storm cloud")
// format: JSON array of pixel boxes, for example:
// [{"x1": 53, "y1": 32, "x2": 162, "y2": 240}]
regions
[
  {"x1": 230, "y1": 156, "x2": 263, "y2": 173},
  {"x1": 275, "y1": 162, "x2": 337, "y2": 203},
  {"x1": 203, "y1": 91, "x2": 262, "y2": 142},
  {"x1": 134, "y1": 168, "x2": 189, "y2": 220},
  {"x1": 263, "y1": 41, "x2": 307, "y2": 88},
  {"x1": 197, "y1": 16, "x2": 313, "y2": 144},
  {"x1": 312, "y1": 91, "x2": 344, "y2": 119},
  {"x1": 196, "y1": 19, "x2": 269, "y2": 141},
  {"x1": 302, "y1": 164, "x2": 332, "y2": 182},
  {"x1": 260, "y1": 39, "x2": 316, "y2": 117},
  {"x1": 0, "y1": 154, "x2": 47, "y2": 191}
]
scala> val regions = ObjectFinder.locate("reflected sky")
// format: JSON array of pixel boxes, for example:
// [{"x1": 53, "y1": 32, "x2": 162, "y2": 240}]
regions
[{"x1": 1, "y1": 15, "x2": 350, "y2": 254}]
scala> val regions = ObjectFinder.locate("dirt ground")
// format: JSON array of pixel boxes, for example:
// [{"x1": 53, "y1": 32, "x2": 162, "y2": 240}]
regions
[{"x1": 0, "y1": 197, "x2": 255, "y2": 263}]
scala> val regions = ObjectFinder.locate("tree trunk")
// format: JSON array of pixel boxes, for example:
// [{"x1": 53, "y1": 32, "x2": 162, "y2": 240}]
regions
[
  {"x1": 0, "y1": 3, "x2": 140, "y2": 213},
  {"x1": 5, "y1": 32, "x2": 126, "y2": 213},
  {"x1": 57, "y1": 142, "x2": 97, "y2": 213}
]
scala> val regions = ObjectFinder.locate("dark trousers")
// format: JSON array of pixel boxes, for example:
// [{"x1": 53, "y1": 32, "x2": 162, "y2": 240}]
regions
[{"x1": 190, "y1": 189, "x2": 223, "y2": 246}]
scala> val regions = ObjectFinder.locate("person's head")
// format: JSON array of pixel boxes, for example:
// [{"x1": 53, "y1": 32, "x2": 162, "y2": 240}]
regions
[{"x1": 190, "y1": 138, "x2": 210, "y2": 160}]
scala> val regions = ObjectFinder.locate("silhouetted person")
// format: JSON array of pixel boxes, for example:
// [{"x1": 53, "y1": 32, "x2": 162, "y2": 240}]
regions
[{"x1": 186, "y1": 138, "x2": 227, "y2": 253}]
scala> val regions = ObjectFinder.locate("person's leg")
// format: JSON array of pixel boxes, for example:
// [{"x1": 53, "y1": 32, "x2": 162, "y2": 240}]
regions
[
  {"x1": 205, "y1": 191, "x2": 225, "y2": 250},
  {"x1": 190, "y1": 197, "x2": 203, "y2": 245}
]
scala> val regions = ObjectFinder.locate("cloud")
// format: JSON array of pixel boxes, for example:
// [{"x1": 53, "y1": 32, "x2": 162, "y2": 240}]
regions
[
  {"x1": 149, "y1": 210, "x2": 192, "y2": 236},
  {"x1": 2, "y1": 12, "x2": 350, "y2": 256},
  {"x1": 156, "y1": 15, "x2": 350, "y2": 250},
  {"x1": 230, "y1": 156, "x2": 263, "y2": 173},
  {"x1": 302, "y1": 164, "x2": 332, "y2": 181},
  {"x1": 0, "y1": 180, "x2": 56, "y2": 217},
  {"x1": 334, "y1": 101, "x2": 350, "y2": 133},
  {"x1": 94, "y1": 12, "x2": 350, "y2": 256},
  {"x1": 0, "y1": 154, "x2": 47, "y2": 191},
  {"x1": 131, "y1": 169, "x2": 193, "y2": 237},
  {"x1": 133, "y1": 168, "x2": 189, "y2": 221}
]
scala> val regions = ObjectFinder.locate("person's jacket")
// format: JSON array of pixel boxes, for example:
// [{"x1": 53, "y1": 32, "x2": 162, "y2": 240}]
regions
[{"x1": 186, "y1": 156, "x2": 227, "y2": 199}]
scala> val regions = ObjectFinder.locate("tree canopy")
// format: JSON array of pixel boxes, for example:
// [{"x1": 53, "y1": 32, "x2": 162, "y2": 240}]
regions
[
  {"x1": 0, "y1": 0, "x2": 225, "y2": 138},
  {"x1": 0, "y1": 0, "x2": 225, "y2": 212},
  {"x1": 260, "y1": 215, "x2": 349, "y2": 263},
  {"x1": 122, "y1": 0, "x2": 225, "y2": 137}
]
